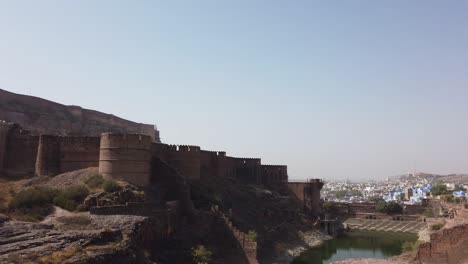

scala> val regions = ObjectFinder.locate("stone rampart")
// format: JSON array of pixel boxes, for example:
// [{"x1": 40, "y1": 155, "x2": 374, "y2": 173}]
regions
[
  {"x1": 212, "y1": 207, "x2": 258, "y2": 264},
  {"x1": 261, "y1": 165, "x2": 288, "y2": 185},
  {"x1": 3, "y1": 126, "x2": 39, "y2": 177},
  {"x1": 35, "y1": 135, "x2": 60, "y2": 176},
  {"x1": 99, "y1": 133, "x2": 152, "y2": 186},
  {"x1": 35, "y1": 135, "x2": 100, "y2": 176},
  {"x1": 59, "y1": 136, "x2": 100, "y2": 172},
  {"x1": 416, "y1": 223, "x2": 468, "y2": 264},
  {"x1": 287, "y1": 179, "x2": 323, "y2": 216},
  {"x1": 0, "y1": 121, "x2": 11, "y2": 173}
]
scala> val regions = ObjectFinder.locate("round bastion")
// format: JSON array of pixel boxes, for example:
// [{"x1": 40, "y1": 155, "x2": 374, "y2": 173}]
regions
[{"x1": 99, "y1": 133, "x2": 152, "y2": 186}]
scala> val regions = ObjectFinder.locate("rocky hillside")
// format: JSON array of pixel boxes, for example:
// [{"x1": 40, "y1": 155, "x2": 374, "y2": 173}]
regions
[{"x1": 0, "y1": 88, "x2": 159, "y2": 141}]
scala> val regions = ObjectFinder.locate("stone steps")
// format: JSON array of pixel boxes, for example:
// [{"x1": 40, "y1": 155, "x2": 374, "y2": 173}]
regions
[{"x1": 344, "y1": 218, "x2": 427, "y2": 233}]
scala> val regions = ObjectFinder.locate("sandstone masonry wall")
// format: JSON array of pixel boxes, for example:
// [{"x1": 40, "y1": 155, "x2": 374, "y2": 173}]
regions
[
  {"x1": 213, "y1": 208, "x2": 258, "y2": 264},
  {"x1": 4, "y1": 126, "x2": 39, "y2": 177},
  {"x1": 35, "y1": 135, "x2": 101, "y2": 176},
  {"x1": 99, "y1": 133, "x2": 152, "y2": 186},
  {"x1": 59, "y1": 136, "x2": 100, "y2": 172},
  {"x1": 261, "y1": 165, "x2": 288, "y2": 185},
  {"x1": 35, "y1": 135, "x2": 60, "y2": 176},
  {"x1": 417, "y1": 223, "x2": 468, "y2": 264},
  {"x1": 287, "y1": 179, "x2": 324, "y2": 217},
  {"x1": 0, "y1": 121, "x2": 10, "y2": 173}
]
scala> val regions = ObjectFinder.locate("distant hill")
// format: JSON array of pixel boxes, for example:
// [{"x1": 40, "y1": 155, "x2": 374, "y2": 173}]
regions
[
  {"x1": 387, "y1": 172, "x2": 468, "y2": 184},
  {"x1": 0, "y1": 88, "x2": 160, "y2": 141}
]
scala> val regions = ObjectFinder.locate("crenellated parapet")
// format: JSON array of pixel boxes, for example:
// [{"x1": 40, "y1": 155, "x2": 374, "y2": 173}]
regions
[{"x1": 261, "y1": 165, "x2": 288, "y2": 184}]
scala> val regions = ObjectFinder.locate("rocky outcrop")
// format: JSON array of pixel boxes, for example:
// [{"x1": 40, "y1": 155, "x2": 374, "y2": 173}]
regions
[
  {"x1": 82, "y1": 185, "x2": 146, "y2": 210},
  {"x1": 0, "y1": 210, "x2": 163, "y2": 264}
]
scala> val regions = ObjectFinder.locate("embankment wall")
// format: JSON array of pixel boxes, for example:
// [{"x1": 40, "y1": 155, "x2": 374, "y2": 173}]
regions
[{"x1": 417, "y1": 223, "x2": 468, "y2": 264}]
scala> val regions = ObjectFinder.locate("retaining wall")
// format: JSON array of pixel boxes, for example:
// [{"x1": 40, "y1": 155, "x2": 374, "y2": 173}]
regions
[{"x1": 417, "y1": 223, "x2": 468, "y2": 264}]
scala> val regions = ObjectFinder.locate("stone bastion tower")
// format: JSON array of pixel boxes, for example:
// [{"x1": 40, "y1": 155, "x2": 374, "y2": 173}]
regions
[{"x1": 98, "y1": 133, "x2": 152, "y2": 186}]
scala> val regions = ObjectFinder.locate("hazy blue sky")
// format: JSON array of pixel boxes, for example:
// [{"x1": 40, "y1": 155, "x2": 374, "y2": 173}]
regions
[{"x1": 1, "y1": 1, "x2": 468, "y2": 181}]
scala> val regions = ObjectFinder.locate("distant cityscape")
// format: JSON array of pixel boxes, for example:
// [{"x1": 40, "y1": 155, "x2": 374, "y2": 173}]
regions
[{"x1": 322, "y1": 172, "x2": 468, "y2": 204}]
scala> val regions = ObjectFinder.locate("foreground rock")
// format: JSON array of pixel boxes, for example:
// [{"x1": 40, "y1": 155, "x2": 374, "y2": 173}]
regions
[{"x1": 0, "y1": 210, "x2": 154, "y2": 264}]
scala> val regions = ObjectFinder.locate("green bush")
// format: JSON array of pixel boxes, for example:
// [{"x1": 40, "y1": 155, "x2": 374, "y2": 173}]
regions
[
  {"x1": 9, "y1": 187, "x2": 59, "y2": 210},
  {"x1": 63, "y1": 185, "x2": 89, "y2": 203},
  {"x1": 85, "y1": 174, "x2": 105, "y2": 188},
  {"x1": 423, "y1": 209, "x2": 434, "y2": 218},
  {"x1": 191, "y1": 245, "x2": 212, "y2": 264},
  {"x1": 432, "y1": 184, "x2": 450, "y2": 196},
  {"x1": 103, "y1": 180, "x2": 121, "y2": 193},
  {"x1": 402, "y1": 240, "x2": 421, "y2": 252},
  {"x1": 10, "y1": 185, "x2": 90, "y2": 215},
  {"x1": 52, "y1": 194, "x2": 77, "y2": 211},
  {"x1": 246, "y1": 230, "x2": 257, "y2": 242},
  {"x1": 322, "y1": 201, "x2": 337, "y2": 213},
  {"x1": 9, "y1": 187, "x2": 60, "y2": 220},
  {"x1": 376, "y1": 201, "x2": 403, "y2": 214}
]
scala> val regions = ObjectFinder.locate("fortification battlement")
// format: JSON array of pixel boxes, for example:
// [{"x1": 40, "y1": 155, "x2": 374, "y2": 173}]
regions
[
  {"x1": 0, "y1": 120, "x2": 12, "y2": 128},
  {"x1": 231, "y1": 157, "x2": 261, "y2": 165},
  {"x1": 262, "y1": 165, "x2": 287, "y2": 168},
  {"x1": 100, "y1": 133, "x2": 152, "y2": 150},
  {"x1": 57, "y1": 136, "x2": 101, "y2": 144},
  {"x1": 200, "y1": 150, "x2": 227, "y2": 156},
  {"x1": 167, "y1": 144, "x2": 201, "y2": 152},
  {"x1": 37, "y1": 135, "x2": 101, "y2": 145}
]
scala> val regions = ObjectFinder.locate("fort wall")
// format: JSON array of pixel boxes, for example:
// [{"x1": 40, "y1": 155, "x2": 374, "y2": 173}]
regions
[
  {"x1": 35, "y1": 135, "x2": 101, "y2": 176},
  {"x1": 35, "y1": 135, "x2": 60, "y2": 176},
  {"x1": 417, "y1": 223, "x2": 468, "y2": 264},
  {"x1": 152, "y1": 144, "x2": 201, "y2": 179},
  {"x1": 165, "y1": 145, "x2": 201, "y2": 179},
  {"x1": 212, "y1": 207, "x2": 258, "y2": 264},
  {"x1": 261, "y1": 165, "x2": 288, "y2": 185},
  {"x1": 230, "y1": 157, "x2": 262, "y2": 184},
  {"x1": 59, "y1": 136, "x2": 100, "y2": 172},
  {"x1": 3, "y1": 126, "x2": 39, "y2": 177},
  {"x1": 287, "y1": 179, "x2": 323, "y2": 216},
  {"x1": 99, "y1": 133, "x2": 152, "y2": 186},
  {"x1": 200, "y1": 150, "x2": 227, "y2": 179},
  {"x1": 0, "y1": 121, "x2": 10, "y2": 173}
]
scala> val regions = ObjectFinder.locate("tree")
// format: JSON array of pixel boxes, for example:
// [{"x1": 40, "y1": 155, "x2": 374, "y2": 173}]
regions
[
  {"x1": 192, "y1": 245, "x2": 212, "y2": 264},
  {"x1": 322, "y1": 201, "x2": 337, "y2": 213},
  {"x1": 431, "y1": 184, "x2": 449, "y2": 196},
  {"x1": 335, "y1": 190, "x2": 347, "y2": 199},
  {"x1": 369, "y1": 196, "x2": 385, "y2": 204},
  {"x1": 376, "y1": 201, "x2": 402, "y2": 214}
]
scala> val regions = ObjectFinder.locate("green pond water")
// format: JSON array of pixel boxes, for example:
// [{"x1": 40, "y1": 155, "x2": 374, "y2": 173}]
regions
[{"x1": 292, "y1": 231, "x2": 417, "y2": 264}]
